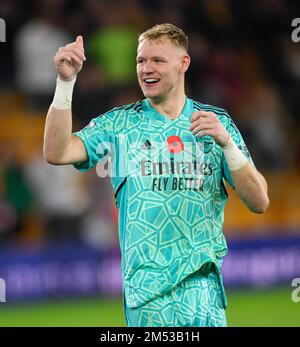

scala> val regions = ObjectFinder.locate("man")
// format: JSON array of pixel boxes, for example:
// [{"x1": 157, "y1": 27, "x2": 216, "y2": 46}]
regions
[{"x1": 44, "y1": 23, "x2": 269, "y2": 327}]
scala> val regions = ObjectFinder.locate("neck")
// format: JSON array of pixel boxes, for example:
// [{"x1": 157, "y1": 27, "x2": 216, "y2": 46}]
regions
[{"x1": 148, "y1": 92, "x2": 186, "y2": 120}]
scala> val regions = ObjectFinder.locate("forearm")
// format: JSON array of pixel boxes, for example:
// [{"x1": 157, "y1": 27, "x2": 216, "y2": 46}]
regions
[
  {"x1": 43, "y1": 76, "x2": 76, "y2": 164},
  {"x1": 43, "y1": 106, "x2": 73, "y2": 164},
  {"x1": 189, "y1": 110, "x2": 269, "y2": 213},
  {"x1": 222, "y1": 136, "x2": 269, "y2": 213},
  {"x1": 230, "y1": 164, "x2": 269, "y2": 214}
]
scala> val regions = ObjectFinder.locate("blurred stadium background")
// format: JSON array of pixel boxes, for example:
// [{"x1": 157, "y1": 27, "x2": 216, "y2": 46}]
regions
[{"x1": 0, "y1": 0, "x2": 299, "y2": 326}]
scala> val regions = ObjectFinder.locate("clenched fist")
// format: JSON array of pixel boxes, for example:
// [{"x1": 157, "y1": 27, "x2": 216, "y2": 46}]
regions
[{"x1": 54, "y1": 35, "x2": 86, "y2": 81}]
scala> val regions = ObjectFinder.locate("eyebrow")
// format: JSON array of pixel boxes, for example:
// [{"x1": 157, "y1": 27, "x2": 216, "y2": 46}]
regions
[{"x1": 136, "y1": 56, "x2": 167, "y2": 61}]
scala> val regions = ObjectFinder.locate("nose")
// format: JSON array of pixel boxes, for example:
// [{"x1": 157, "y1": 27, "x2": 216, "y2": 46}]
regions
[{"x1": 142, "y1": 61, "x2": 154, "y2": 74}]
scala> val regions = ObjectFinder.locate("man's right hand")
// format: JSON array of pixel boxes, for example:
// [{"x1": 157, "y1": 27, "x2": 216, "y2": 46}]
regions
[{"x1": 54, "y1": 35, "x2": 86, "y2": 81}]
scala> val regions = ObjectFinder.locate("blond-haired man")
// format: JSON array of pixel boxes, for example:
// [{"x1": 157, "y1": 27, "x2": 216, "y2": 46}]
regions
[{"x1": 44, "y1": 23, "x2": 269, "y2": 327}]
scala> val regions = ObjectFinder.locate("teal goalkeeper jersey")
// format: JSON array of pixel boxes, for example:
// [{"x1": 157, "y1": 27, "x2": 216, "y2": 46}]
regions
[{"x1": 73, "y1": 97, "x2": 252, "y2": 308}]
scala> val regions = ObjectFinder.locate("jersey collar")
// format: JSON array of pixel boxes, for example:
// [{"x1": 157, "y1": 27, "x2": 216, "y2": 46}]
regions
[{"x1": 142, "y1": 97, "x2": 193, "y2": 122}]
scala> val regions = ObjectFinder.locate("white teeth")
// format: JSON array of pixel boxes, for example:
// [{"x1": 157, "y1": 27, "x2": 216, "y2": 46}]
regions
[{"x1": 145, "y1": 79, "x2": 159, "y2": 83}]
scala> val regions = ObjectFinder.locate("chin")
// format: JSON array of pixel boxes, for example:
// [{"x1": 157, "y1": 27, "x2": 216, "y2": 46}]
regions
[{"x1": 142, "y1": 89, "x2": 161, "y2": 100}]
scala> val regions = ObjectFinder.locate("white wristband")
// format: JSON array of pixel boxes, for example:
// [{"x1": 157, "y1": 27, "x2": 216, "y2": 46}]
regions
[
  {"x1": 223, "y1": 137, "x2": 248, "y2": 171},
  {"x1": 51, "y1": 76, "x2": 76, "y2": 110}
]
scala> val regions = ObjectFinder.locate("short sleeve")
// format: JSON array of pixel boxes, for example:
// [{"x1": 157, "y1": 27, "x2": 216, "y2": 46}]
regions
[
  {"x1": 72, "y1": 114, "x2": 115, "y2": 172},
  {"x1": 221, "y1": 116, "x2": 253, "y2": 189}
]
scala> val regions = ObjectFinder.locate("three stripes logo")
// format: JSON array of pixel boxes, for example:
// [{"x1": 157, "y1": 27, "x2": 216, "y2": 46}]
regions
[{"x1": 141, "y1": 139, "x2": 152, "y2": 150}]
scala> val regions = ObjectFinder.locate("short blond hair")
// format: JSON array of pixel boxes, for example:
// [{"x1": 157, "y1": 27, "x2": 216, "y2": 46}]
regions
[{"x1": 138, "y1": 23, "x2": 188, "y2": 52}]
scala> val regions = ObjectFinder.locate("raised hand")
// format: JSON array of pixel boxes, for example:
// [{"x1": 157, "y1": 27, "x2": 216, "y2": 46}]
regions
[{"x1": 54, "y1": 35, "x2": 86, "y2": 81}]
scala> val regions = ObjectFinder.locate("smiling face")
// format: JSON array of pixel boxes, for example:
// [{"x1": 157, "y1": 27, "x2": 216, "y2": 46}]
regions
[{"x1": 136, "y1": 37, "x2": 190, "y2": 103}]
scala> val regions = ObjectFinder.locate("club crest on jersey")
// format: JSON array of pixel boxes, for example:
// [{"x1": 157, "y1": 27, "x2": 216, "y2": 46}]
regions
[
  {"x1": 195, "y1": 136, "x2": 213, "y2": 154},
  {"x1": 203, "y1": 139, "x2": 213, "y2": 154}
]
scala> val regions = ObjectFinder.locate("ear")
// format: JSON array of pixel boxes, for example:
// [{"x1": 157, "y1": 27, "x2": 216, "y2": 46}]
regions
[{"x1": 180, "y1": 54, "x2": 191, "y2": 74}]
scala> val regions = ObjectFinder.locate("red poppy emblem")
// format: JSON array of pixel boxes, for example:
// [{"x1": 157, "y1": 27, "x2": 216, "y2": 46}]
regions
[{"x1": 167, "y1": 136, "x2": 184, "y2": 154}]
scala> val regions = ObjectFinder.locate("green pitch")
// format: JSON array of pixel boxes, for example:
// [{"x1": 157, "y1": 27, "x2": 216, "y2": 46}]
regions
[{"x1": 0, "y1": 287, "x2": 298, "y2": 327}]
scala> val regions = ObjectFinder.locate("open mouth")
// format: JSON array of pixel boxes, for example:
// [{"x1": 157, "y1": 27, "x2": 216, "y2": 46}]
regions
[{"x1": 143, "y1": 78, "x2": 160, "y2": 86}]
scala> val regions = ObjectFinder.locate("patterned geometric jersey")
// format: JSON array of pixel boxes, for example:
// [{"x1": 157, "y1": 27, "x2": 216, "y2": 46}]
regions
[
  {"x1": 125, "y1": 263, "x2": 227, "y2": 327},
  {"x1": 73, "y1": 97, "x2": 252, "y2": 309}
]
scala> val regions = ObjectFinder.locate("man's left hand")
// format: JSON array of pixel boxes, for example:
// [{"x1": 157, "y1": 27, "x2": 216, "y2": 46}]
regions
[{"x1": 190, "y1": 111, "x2": 230, "y2": 148}]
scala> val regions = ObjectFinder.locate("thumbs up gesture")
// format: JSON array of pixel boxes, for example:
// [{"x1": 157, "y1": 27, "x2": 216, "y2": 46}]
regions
[{"x1": 54, "y1": 35, "x2": 86, "y2": 81}]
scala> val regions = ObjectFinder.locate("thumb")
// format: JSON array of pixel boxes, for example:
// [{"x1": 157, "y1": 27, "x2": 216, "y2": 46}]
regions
[{"x1": 76, "y1": 35, "x2": 84, "y2": 48}]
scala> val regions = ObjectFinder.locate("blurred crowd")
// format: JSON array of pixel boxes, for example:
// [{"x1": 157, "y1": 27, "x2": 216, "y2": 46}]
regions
[{"x1": 0, "y1": 0, "x2": 299, "y2": 247}]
